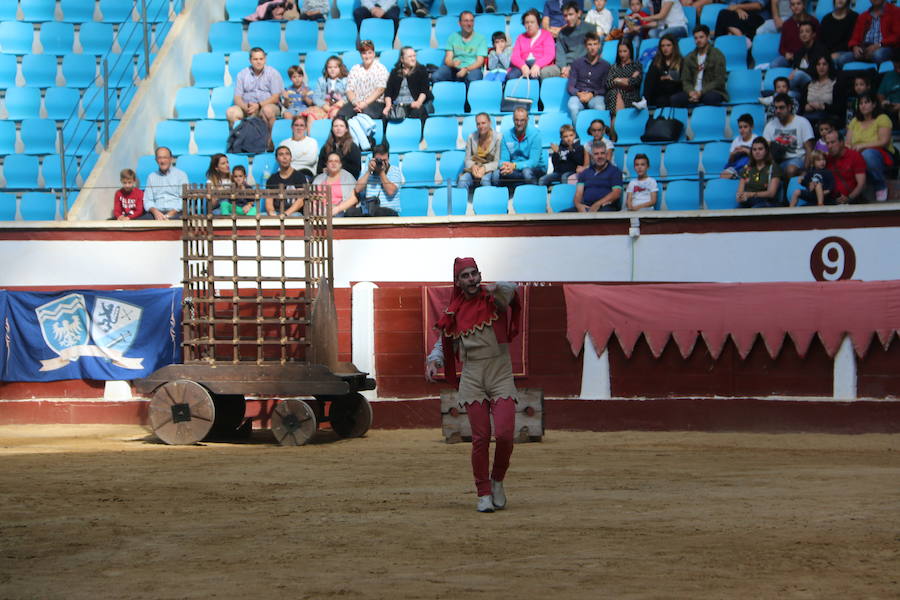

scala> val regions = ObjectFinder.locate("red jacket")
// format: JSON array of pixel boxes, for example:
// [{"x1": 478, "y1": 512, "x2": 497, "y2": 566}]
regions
[
  {"x1": 848, "y1": 2, "x2": 900, "y2": 49},
  {"x1": 114, "y1": 187, "x2": 144, "y2": 219}
]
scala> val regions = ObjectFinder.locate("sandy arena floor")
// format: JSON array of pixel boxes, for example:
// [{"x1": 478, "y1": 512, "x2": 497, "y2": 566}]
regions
[{"x1": 0, "y1": 425, "x2": 898, "y2": 599}]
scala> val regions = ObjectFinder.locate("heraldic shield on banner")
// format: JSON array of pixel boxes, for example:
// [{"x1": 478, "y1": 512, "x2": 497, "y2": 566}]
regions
[{"x1": 34, "y1": 293, "x2": 144, "y2": 371}]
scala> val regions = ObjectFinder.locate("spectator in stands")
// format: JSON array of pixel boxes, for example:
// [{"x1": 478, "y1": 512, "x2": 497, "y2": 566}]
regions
[
  {"x1": 820, "y1": 0, "x2": 858, "y2": 67},
  {"x1": 605, "y1": 42, "x2": 643, "y2": 116},
  {"x1": 786, "y1": 22, "x2": 827, "y2": 94},
  {"x1": 282, "y1": 66, "x2": 313, "y2": 121},
  {"x1": 297, "y1": 0, "x2": 328, "y2": 20},
  {"x1": 566, "y1": 32, "x2": 610, "y2": 122},
  {"x1": 572, "y1": 140, "x2": 623, "y2": 211},
  {"x1": 278, "y1": 116, "x2": 319, "y2": 176},
  {"x1": 847, "y1": 0, "x2": 899, "y2": 65},
  {"x1": 350, "y1": 144, "x2": 402, "y2": 216},
  {"x1": 433, "y1": 12, "x2": 487, "y2": 84},
  {"x1": 763, "y1": 92, "x2": 815, "y2": 179},
  {"x1": 246, "y1": 0, "x2": 297, "y2": 21},
  {"x1": 142, "y1": 147, "x2": 188, "y2": 220},
  {"x1": 736, "y1": 137, "x2": 783, "y2": 208},
  {"x1": 485, "y1": 32, "x2": 513, "y2": 83},
  {"x1": 458, "y1": 112, "x2": 502, "y2": 191},
  {"x1": 801, "y1": 56, "x2": 836, "y2": 126},
  {"x1": 671, "y1": 25, "x2": 727, "y2": 107},
  {"x1": 312, "y1": 152, "x2": 358, "y2": 217},
  {"x1": 543, "y1": 0, "x2": 567, "y2": 37},
  {"x1": 383, "y1": 47, "x2": 434, "y2": 121},
  {"x1": 770, "y1": 0, "x2": 820, "y2": 69},
  {"x1": 844, "y1": 74, "x2": 872, "y2": 125},
  {"x1": 757, "y1": 0, "x2": 790, "y2": 35},
  {"x1": 846, "y1": 92, "x2": 895, "y2": 202},
  {"x1": 721, "y1": 112, "x2": 755, "y2": 179},
  {"x1": 682, "y1": 0, "x2": 714, "y2": 20},
  {"x1": 540, "y1": 123, "x2": 587, "y2": 186},
  {"x1": 877, "y1": 49, "x2": 900, "y2": 125},
  {"x1": 824, "y1": 130, "x2": 866, "y2": 204},
  {"x1": 715, "y1": 0, "x2": 766, "y2": 39},
  {"x1": 266, "y1": 146, "x2": 309, "y2": 216},
  {"x1": 789, "y1": 150, "x2": 836, "y2": 206},
  {"x1": 205, "y1": 153, "x2": 231, "y2": 213},
  {"x1": 227, "y1": 48, "x2": 284, "y2": 130},
  {"x1": 586, "y1": 118, "x2": 615, "y2": 164},
  {"x1": 311, "y1": 56, "x2": 349, "y2": 120},
  {"x1": 220, "y1": 165, "x2": 256, "y2": 216},
  {"x1": 340, "y1": 40, "x2": 389, "y2": 120},
  {"x1": 813, "y1": 118, "x2": 835, "y2": 153},
  {"x1": 555, "y1": 2, "x2": 594, "y2": 79},
  {"x1": 643, "y1": 34, "x2": 683, "y2": 107},
  {"x1": 585, "y1": 0, "x2": 614, "y2": 40},
  {"x1": 316, "y1": 116, "x2": 362, "y2": 177},
  {"x1": 492, "y1": 106, "x2": 546, "y2": 190},
  {"x1": 761, "y1": 76, "x2": 800, "y2": 115},
  {"x1": 644, "y1": 0, "x2": 689, "y2": 39},
  {"x1": 622, "y1": 0, "x2": 652, "y2": 45},
  {"x1": 625, "y1": 153, "x2": 659, "y2": 210},
  {"x1": 352, "y1": 0, "x2": 399, "y2": 31},
  {"x1": 509, "y1": 9, "x2": 559, "y2": 80},
  {"x1": 113, "y1": 168, "x2": 144, "y2": 220}
]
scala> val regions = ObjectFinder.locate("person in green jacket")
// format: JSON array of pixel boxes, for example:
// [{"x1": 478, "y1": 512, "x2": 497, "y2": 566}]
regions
[{"x1": 671, "y1": 25, "x2": 729, "y2": 107}]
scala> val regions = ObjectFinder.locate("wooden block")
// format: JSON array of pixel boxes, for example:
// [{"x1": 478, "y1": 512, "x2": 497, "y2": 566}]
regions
[{"x1": 441, "y1": 388, "x2": 544, "y2": 443}]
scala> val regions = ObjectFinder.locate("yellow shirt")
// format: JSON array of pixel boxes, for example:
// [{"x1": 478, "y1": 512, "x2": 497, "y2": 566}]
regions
[{"x1": 848, "y1": 115, "x2": 895, "y2": 154}]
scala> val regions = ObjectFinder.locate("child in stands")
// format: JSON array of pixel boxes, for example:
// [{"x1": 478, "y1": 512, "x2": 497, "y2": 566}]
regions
[
  {"x1": 626, "y1": 153, "x2": 659, "y2": 210},
  {"x1": 220, "y1": 165, "x2": 257, "y2": 216},
  {"x1": 721, "y1": 113, "x2": 755, "y2": 179},
  {"x1": 814, "y1": 118, "x2": 836, "y2": 153},
  {"x1": 485, "y1": 32, "x2": 512, "y2": 82},
  {"x1": 282, "y1": 66, "x2": 314, "y2": 121},
  {"x1": 789, "y1": 149, "x2": 836, "y2": 206},
  {"x1": 540, "y1": 124, "x2": 587, "y2": 186},
  {"x1": 585, "y1": 0, "x2": 614, "y2": 40},
  {"x1": 623, "y1": 0, "x2": 652, "y2": 44},
  {"x1": 761, "y1": 76, "x2": 800, "y2": 118},
  {"x1": 113, "y1": 168, "x2": 144, "y2": 220}
]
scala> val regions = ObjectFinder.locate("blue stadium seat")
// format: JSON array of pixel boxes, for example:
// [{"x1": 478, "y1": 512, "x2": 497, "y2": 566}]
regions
[
  {"x1": 473, "y1": 186, "x2": 508, "y2": 215},
  {"x1": 689, "y1": 105, "x2": 727, "y2": 142},
  {"x1": 309, "y1": 118, "x2": 332, "y2": 146},
  {"x1": 423, "y1": 116, "x2": 458, "y2": 151},
  {"x1": 76, "y1": 153, "x2": 96, "y2": 183},
  {"x1": 136, "y1": 154, "x2": 157, "y2": 183},
  {"x1": 226, "y1": 0, "x2": 258, "y2": 21},
  {"x1": 21, "y1": 119, "x2": 59, "y2": 155},
  {"x1": 677, "y1": 36, "x2": 694, "y2": 58},
  {"x1": 174, "y1": 87, "x2": 210, "y2": 120},
  {"x1": 268, "y1": 51, "x2": 301, "y2": 80},
  {"x1": 512, "y1": 184, "x2": 548, "y2": 214},
  {"x1": 613, "y1": 108, "x2": 647, "y2": 145},
  {"x1": 663, "y1": 180, "x2": 701, "y2": 210},
  {"x1": 0, "y1": 121, "x2": 16, "y2": 155},
  {"x1": 444, "y1": 0, "x2": 477, "y2": 15},
  {"x1": 538, "y1": 112, "x2": 572, "y2": 147},
  {"x1": 700, "y1": 141, "x2": 731, "y2": 174},
  {"x1": 285, "y1": 20, "x2": 319, "y2": 53},
  {"x1": 432, "y1": 187, "x2": 468, "y2": 216},
  {"x1": 143, "y1": 0, "x2": 171, "y2": 22},
  {"x1": 44, "y1": 87, "x2": 79, "y2": 121},
  {"x1": 210, "y1": 85, "x2": 234, "y2": 118},
  {"x1": 225, "y1": 153, "x2": 249, "y2": 175},
  {"x1": 302, "y1": 51, "x2": 329, "y2": 80},
  {"x1": 699, "y1": 3, "x2": 726, "y2": 32},
  {"x1": 175, "y1": 154, "x2": 210, "y2": 184},
  {"x1": 398, "y1": 187, "x2": 429, "y2": 216},
  {"x1": 250, "y1": 152, "x2": 275, "y2": 184},
  {"x1": 729, "y1": 104, "x2": 765, "y2": 136},
  {"x1": 625, "y1": 144, "x2": 662, "y2": 178},
  {"x1": 118, "y1": 85, "x2": 137, "y2": 112},
  {"x1": 502, "y1": 77, "x2": 540, "y2": 113},
  {"x1": 61, "y1": 0, "x2": 97, "y2": 22},
  {"x1": 751, "y1": 33, "x2": 781, "y2": 67},
  {"x1": 62, "y1": 54, "x2": 97, "y2": 88},
  {"x1": 0, "y1": 22, "x2": 35, "y2": 55},
  {"x1": 155, "y1": 120, "x2": 191, "y2": 156},
  {"x1": 99, "y1": 0, "x2": 135, "y2": 23},
  {"x1": 487, "y1": 0, "x2": 515, "y2": 14},
  {"x1": 434, "y1": 16, "x2": 457, "y2": 48},
  {"x1": 549, "y1": 182, "x2": 576, "y2": 212},
  {"x1": 508, "y1": 19, "x2": 525, "y2": 41},
  {"x1": 682, "y1": 5, "x2": 697, "y2": 26},
  {"x1": 786, "y1": 175, "x2": 807, "y2": 204},
  {"x1": 726, "y1": 69, "x2": 762, "y2": 105},
  {"x1": 397, "y1": 18, "x2": 432, "y2": 50},
  {"x1": 271, "y1": 119, "x2": 292, "y2": 146},
  {"x1": 0, "y1": 193, "x2": 16, "y2": 220},
  {"x1": 209, "y1": 21, "x2": 244, "y2": 53},
  {"x1": 842, "y1": 61, "x2": 876, "y2": 71},
  {"x1": 334, "y1": 0, "x2": 359, "y2": 18},
  {"x1": 194, "y1": 120, "x2": 229, "y2": 155},
  {"x1": 438, "y1": 149, "x2": 465, "y2": 183},
  {"x1": 879, "y1": 61, "x2": 893, "y2": 73},
  {"x1": 78, "y1": 22, "x2": 114, "y2": 55},
  {"x1": 360, "y1": 18, "x2": 395, "y2": 52},
  {"x1": 4, "y1": 87, "x2": 42, "y2": 120},
  {"x1": 22, "y1": 54, "x2": 59, "y2": 88},
  {"x1": 153, "y1": 21, "x2": 172, "y2": 49},
  {"x1": 21, "y1": 192, "x2": 57, "y2": 220},
  {"x1": 715, "y1": 35, "x2": 748, "y2": 70},
  {"x1": 385, "y1": 118, "x2": 422, "y2": 153},
  {"x1": 340, "y1": 50, "x2": 361, "y2": 71},
  {"x1": 703, "y1": 178, "x2": 739, "y2": 209},
  {"x1": 762, "y1": 67, "x2": 792, "y2": 91},
  {"x1": 41, "y1": 154, "x2": 78, "y2": 188},
  {"x1": 105, "y1": 53, "x2": 135, "y2": 88},
  {"x1": 0, "y1": 55, "x2": 18, "y2": 89},
  {"x1": 192, "y1": 52, "x2": 227, "y2": 88},
  {"x1": 814, "y1": 0, "x2": 833, "y2": 19},
  {"x1": 380, "y1": 49, "x2": 400, "y2": 70},
  {"x1": 662, "y1": 143, "x2": 699, "y2": 179},
  {"x1": 61, "y1": 119, "x2": 98, "y2": 155},
  {"x1": 539, "y1": 77, "x2": 569, "y2": 113},
  {"x1": 40, "y1": 22, "x2": 75, "y2": 55},
  {"x1": 228, "y1": 51, "x2": 250, "y2": 81},
  {"x1": 467, "y1": 80, "x2": 502, "y2": 114},
  {"x1": 459, "y1": 114, "x2": 479, "y2": 141},
  {"x1": 430, "y1": 81, "x2": 466, "y2": 116},
  {"x1": 416, "y1": 48, "x2": 445, "y2": 68},
  {"x1": 21, "y1": 0, "x2": 57, "y2": 22},
  {"x1": 116, "y1": 22, "x2": 145, "y2": 54},
  {"x1": 400, "y1": 151, "x2": 436, "y2": 187},
  {"x1": 324, "y1": 19, "x2": 358, "y2": 53},
  {"x1": 474, "y1": 15, "x2": 505, "y2": 38},
  {"x1": 574, "y1": 108, "x2": 611, "y2": 142},
  {"x1": 0, "y1": 2, "x2": 18, "y2": 20},
  {"x1": 248, "y1": 21, "x2": 283, "y2": 53},
  {"x1": 3, "y1": 155, "x2": 41, "y2": 188}
]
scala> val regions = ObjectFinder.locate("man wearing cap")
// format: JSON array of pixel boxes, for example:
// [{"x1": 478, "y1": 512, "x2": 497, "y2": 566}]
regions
[{"x1": 425, "y1": 258, "x2": 521, "y2": 513}]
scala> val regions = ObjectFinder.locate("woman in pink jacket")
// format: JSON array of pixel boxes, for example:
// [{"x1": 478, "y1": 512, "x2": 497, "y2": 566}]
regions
[{"x1": 508, "y1": 9, "x2": 560, "y2": 80}]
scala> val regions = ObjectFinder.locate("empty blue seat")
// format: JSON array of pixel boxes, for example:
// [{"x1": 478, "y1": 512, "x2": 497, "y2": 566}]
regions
[
  {"x1": 21, "y1": 192, "x2": 57, "y2": 220},
  {"x1": 210, "y1": 85, "x2": 235, "y2": 118},
  {"x1": 0, "y1": 2, "x2": 18, "y2": 20},
  {"x1": 473, "y1": 186, "x2": 509, "y2": 215},
  {"x1": 174, "y1": 87, "x2": 210, "y2": 120},
  {"x1": 271, "y1": 119, "x2": 292, "y2": 145},
  {"x1": 703, "y1": 178, "x2": 739, "y2": 209},
  {"x1": 22, "y1": 54, "x2": 58, "y2": 88},
  {"x1": 380, "y1": 49, "x2": 400, "y2": 70},
  {"x1": 21, "y1": 0, "x2": 57, "y2": 22},
  {"x1": 434, "y1": 16, "x2": 457, "y2": 48},
  {"x1": 751, "y1": 33, "x2": 781, "y2": 67},
  {"x1": 45, "y1": 87, "x2": 81, "y2": 121},
  {"x1": 143, "y1": 0, "x2": 171, "y2": 22},
  {"x1": 226, "y1": 0, "x2": 258, "y2": 21},
  {"x1": 663, "y1": 180, "x2": 701, "y2": 210},
  {"x1": 21, "y1": 119, "x2": 58, "y2": 155},
  {"x1": 4, "y1": 155, "x2": 41, "y2": 188},
  {"x1": 0, "y1": 121, "x2": 16, "y2": 155},
  {"x1": 302, "y1": 51, "x2": 329, "y2": 80},
  {"x1": 726, "y1": 69, "x2": 762, "y2": 104},
  {"x1": 0, "y1": 55, "x2": 18, "y2": 89},
  {"x1": 423, "y1": 116, "x2": 458, "y2": 151},
  {"x1": 4, "y1": 87, "x2": 42, "y2": 120},
  {"x1": 842, "y1": 61, "x2": 877, "y2": 71},
  {"x1": 62, "y1": 54, "x2": 97, "y2": 88},
  {"x1": 340, "y1": 50, "x2": 362, "y2": 73},
  {"x1": 786, "y1": 175, "x2": 807, "y2": 204},
  {"x1": 99, "y1": 0, "x2": 135, "y2": 23},
  {"x1": 512, "y1": 184, "x2": 548, "y2": 214},
  {"x1": 267, "y1": 51, "x2": 300, "y2": 81},
  {"x1": 538, "y1": 112, "x2": 572, "y2": 147},
  {"x1": 78, "y1": 22, "x2": 114, "y2": 55},
  {"x1": 814, "y1": 0, "x2": 833, "y2": 19},
  {"x1": 689, "y1": 105, "x2": 728, "y2": 142},
  {"x1": 396, "y1": 18, "x2": 432, "y2": 50},
  {"x1": 285, "y1": 20, "x2": 319, "y2": 53},
  {"x1": 539, "y1": 77, "x2": 569, "y2": 113},
  {"x1": 699, "y1": 3, "x2": 726, "y2": 32},
  {"x1": 175, "y1": 154, "x2": 210, "y2": 184},
  {"x1": 0, "y1": 193, "x2": 16, "y2": 220},
  {"x1": 61, "y1": 0, "x2": 96, "y2": 22},
  {"x1": 227, "y1": 50, "x2": 250, "y2": 80},
  {"x1": 192, "y1": 52, "x2": 227, "y2": 88},
  {"x1": 416, "y1": 48, "x2": 445, "y2": 68},
  {"x1": 136, "y1": 154, "x2": 157, "y2": 183},
  {"x1": 432, "y1": 187, "x2": 468, "y2": 216},
  {"x1": 248, "y1": 21, "x2": 283, "y2": 53},
  {"x1": 324, "y1": 19, "x2": 358, "y2": 53},
  {"x1": 400, "y1": 151, "x2": 436, "y2": 187},
  {"x1": 624, "y1": 144, "x2": 662, "y2": 178},
  {"x1": 438, "y1": 149, "x2": 465, "y2": 183},
  {"x1": 549, "y1": 182, "x2": 576, "y2": 212},
  {"x1": 662, "y1": 143, "x2": 699, "y2": 179},
  {"x1": 193, "y1": 120, "x2": 229, "y2": 155},
  {"x1": 0, "y1": 22, "x2": 36, "y2": 55},
  {"x1": 209, "y1": 21, "x2": 245, "y2": 53},
  {"x1": 250, "y1": 152, "x2": 275, "y2": 184},
  {"x1": 398, "y1": 187, "x2": 429, "y2": 216},
  {"x1": 40, "y1": 22, "x2": 75, "y2": 55},
  {"x1": 61, "y1": 119, "x2": 98, "y2": 155},
  {"x1": 508, "y1": 19, "x2": 525, "y2": 41},
  {"x1": 715, "y1": 35, "x2": 749, "y2": 70},
  {"x1": 444, "y1": 0, "x2": 477, "y2": 15},
  {"x1": 431, "y1": 81, "x2": 466, "y2": 116},
  {"x1": 729, "y1": 103, "x2": 765, "y2": 136},
  {"x1": 42, "y1": 154, "x2": 78, "y2": 188},
  {"x1": 385, "y1": 119, "x2": 422, "y2": 153},
  {"x1": 116, "y1": 21, "x2": 145, "y2": 54},
  {"x1": 155, "y1": 120, "x2": 191, "y2": 156},
  {"x1": 700, "y1": 141, "x2": 731, "y2": 174},
  {"x1": 474, "y1": 15, "x2": 505, "y2": 38},
  {"x1": 613, "y1": 108, "x2": 647, "y2": 145},
  {"x1": 574, "y1": 108, "x2": 610, "y2": 142},
  {"x1": 682, "y1": 5, "x2": 697, "y2": 25},
  {"x1": 360, "y1": 19, "x2": 395, "y2": 52},
  {"x1": 309, "y1": 118, "x2": 332, "y2": 146},
  {"x1": 467, "y1": 80, "x2": 502, "y2": 114},
  {"x1": 105, "y1": 53, "x2": 135, "y2": 88}
]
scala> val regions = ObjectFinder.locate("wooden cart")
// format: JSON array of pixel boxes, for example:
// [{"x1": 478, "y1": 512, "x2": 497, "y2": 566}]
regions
[{"x1": 134, "y1": 184, "x2": 375, "y2": 446}]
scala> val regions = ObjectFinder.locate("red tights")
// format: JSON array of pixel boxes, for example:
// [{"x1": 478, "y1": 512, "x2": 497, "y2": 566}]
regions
[{"x1": 465, "y1": 397, "x2": 516, "y2": 496}]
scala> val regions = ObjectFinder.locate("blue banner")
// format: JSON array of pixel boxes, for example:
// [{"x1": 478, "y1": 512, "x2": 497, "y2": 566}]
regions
[{"x1": 2, "y1": 288, "x2": 182, "y2": 382}]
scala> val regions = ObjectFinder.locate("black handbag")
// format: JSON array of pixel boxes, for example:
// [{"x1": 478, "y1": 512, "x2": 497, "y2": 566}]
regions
[
  {"x1": 640, "y1": 107, "x2": 684, "y2": 143},
  {"x1": 387, "y1": 103, "x2": 408, "y2": 121},
  {"x1": 501, "y1": 77, "x2": 533, "y2": 112}
]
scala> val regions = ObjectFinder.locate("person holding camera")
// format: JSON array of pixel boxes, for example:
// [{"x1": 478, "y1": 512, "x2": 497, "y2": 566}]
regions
[{"x1": 348, "y1": 144, "x2": 403, "y2": 216}]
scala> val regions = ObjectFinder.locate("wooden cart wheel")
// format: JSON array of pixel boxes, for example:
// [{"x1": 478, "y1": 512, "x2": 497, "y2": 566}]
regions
[
  {"x1": 148, "y1": 380, "x2": 215, "y2": 445},
  {"x1": 271, "y1": 399, "x2": 318, "y2": 446},
  {"x1": 328, "y1": 393, "x2": 373, "y2": 438}
]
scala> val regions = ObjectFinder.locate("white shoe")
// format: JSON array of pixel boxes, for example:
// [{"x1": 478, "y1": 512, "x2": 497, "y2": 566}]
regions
[
  {"x1": 491, "y1": 480, "x2": 507, "y2": 509},
  {"x1": 875, "y1": 188, "x2": 888, "y2": 202},
  {"x1": 477, "y1": 495, "x2": 495, "y2": 513},
  {"x1": 632, "y1": 97, "x2": 648, "y2": 111},
  {"x1": 759, "y1": 95, "x2": 773, "y2": 105}
]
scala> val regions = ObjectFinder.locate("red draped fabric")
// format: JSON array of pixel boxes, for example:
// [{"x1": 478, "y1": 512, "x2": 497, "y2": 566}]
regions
[{"x1": 564, "y1": 281, "x2": 900, "y2": 360}]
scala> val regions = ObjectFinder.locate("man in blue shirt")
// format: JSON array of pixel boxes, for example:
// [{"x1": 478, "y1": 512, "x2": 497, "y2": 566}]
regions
[
  {"x1": 542, "y1": 0, "x2": 567, "y2": 36},
  {"x1": 353, "y1": 0, "x2": 400, "y2": 31},
  {"x1": 226, "y1": 48, "x2": 285, "y2": 130},
  {"x1": 573, "y1": 140, "x2": 623, "y2": 211},
  {"x1": 349, "y1": 144, "x2": 403, "y2": 216},
  {"x1": 141, "y1": 146, "x2": 189, "y2": 220},
  {"x1": 491, "y1": 106, "x2": 546, "y2": 191},
  {"x1": 566, "y1": 32, "x2": 610, "y2": 123}
]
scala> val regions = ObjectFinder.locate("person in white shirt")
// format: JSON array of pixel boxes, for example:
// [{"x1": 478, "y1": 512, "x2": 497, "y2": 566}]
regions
[
  {"x1": 625, "y1": 153, "x2": 659, "y2": 210},
  {"x1": 763, "y1": 92, "x2": 815, "y2": 179},
  {"x1": 645, "y1": 0, "x2": 689, "y2": 39},
  {"x1": 277, "y1": 116, "x2": 319, "y2": 176}
]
